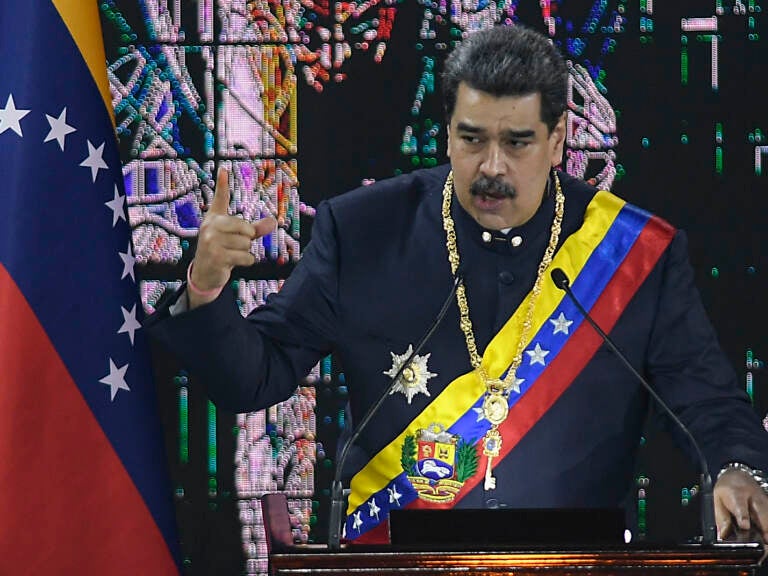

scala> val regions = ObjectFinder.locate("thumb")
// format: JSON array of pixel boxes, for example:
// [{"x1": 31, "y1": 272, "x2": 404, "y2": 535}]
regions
[
  {"x1": 252, "y1": 215, "x2": 278, "y2": 239},
  {"x1": 209, "y1": 166, "x2": 231, "y2": 215}
]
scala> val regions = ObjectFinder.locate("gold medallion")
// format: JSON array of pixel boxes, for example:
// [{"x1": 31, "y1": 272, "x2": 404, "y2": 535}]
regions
[{"x1": 482, "y1": 395, "x2": 509, "y2": 426}]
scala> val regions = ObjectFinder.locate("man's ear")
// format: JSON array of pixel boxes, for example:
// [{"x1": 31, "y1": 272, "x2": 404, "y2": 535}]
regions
[
  {"x1": 550, "y1": 113, "x2": 567, "y2": 166},
  {"x1": 446, "y1": 122, "x2": 452, "y2": 158}
]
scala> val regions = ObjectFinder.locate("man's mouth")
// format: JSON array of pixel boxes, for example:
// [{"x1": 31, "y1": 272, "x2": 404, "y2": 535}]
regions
[{"x1": 479, "y1": 190, "x2": 507, "y2": 200}]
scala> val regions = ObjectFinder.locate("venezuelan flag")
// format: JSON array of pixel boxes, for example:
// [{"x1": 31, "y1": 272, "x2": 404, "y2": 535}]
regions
[{"x1": 0, "y1": 1, "x2": 179, "y2": 573}]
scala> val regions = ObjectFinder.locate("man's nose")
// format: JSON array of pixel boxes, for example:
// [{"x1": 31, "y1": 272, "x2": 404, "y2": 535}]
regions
[{"x1": 480, "y1": 142, "x2": 506, "y2": 177}]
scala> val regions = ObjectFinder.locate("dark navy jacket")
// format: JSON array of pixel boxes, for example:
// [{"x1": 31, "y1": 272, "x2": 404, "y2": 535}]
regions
[{"x1": 146, "y1": 164, "x2": 768, "y2": 512}]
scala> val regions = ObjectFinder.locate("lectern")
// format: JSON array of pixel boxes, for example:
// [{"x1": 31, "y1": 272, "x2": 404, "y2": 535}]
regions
[{"x1": 262, "y1": 494, "x2": 765, "y2": 575}]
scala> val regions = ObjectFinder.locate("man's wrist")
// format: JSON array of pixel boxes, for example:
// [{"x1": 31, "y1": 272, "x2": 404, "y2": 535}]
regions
[
  {"x1": 718, "y1": 462, "x2": 768, "y2": 496},
  {"x1": 187, "y1": 260, "x2": 224, "y2": 308}
]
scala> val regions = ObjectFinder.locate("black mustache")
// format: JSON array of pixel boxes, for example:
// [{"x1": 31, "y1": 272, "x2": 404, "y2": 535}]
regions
[{"x1": 470, "y1": 176, "x2": 516, "y2": 199}]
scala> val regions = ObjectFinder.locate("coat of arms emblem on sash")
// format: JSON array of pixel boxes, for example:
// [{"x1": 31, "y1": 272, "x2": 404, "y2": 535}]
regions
[{"x1": 401, "y1": 423, "x2": 478, "y2": 503}]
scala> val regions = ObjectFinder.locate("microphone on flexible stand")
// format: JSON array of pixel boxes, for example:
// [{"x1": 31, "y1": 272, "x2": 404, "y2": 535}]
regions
[
  {"x1": 549, "y1": 267, "x2": 717, "y2": 546},
  {"x1": 327, "y1": 272, "x2": 464, "y2": 550}
]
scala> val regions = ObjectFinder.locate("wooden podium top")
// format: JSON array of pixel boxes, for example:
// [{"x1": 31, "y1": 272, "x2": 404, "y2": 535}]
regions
[
  {"x1": 269, "y1": 543, "x2": 765, "y2": 575},
  {"x1": 261, "y1": 493, "x2": 765, "y2": 575}
]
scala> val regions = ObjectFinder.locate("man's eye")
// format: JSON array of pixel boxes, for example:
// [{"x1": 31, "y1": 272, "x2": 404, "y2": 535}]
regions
[{"x1": 461, "y1": 135, "x2": 480, "y2": 144}]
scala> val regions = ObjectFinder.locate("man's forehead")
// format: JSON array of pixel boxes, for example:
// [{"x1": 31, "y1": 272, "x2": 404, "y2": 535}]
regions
[
  {"x1": 452, "y1": 86, "x2": 544, "y2": 128},
  {"x1": 455, "y1": 82, "x2": 541, "y2": 104}
]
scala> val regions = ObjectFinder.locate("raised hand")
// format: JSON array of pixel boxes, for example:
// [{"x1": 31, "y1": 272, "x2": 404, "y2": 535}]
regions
[{"x1": 188, "y1": 166, "x2": 277, "y2": 309}]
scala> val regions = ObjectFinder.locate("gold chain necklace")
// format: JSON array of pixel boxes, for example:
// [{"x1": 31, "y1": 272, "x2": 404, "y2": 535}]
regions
[{"x1": 441, "y1": 170, "x2": 565, "y2": 490}]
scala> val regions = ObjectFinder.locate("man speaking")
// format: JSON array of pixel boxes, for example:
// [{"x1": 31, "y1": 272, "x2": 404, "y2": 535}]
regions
[{"x1": 146, "y1": 25, "x2": 768, "y2": 545}]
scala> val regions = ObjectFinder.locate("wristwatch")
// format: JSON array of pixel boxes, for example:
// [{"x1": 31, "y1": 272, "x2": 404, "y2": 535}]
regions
[{"x1": 718, "y1": 462, "x2": 768, "y2": 496}]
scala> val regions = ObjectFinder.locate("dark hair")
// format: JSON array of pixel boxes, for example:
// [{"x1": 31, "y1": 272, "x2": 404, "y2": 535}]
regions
[{"x1": 442, "y1": 25, "x2": 568, "y2": 133}]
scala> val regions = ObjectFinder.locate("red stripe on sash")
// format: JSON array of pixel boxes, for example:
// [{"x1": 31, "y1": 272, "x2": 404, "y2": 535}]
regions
[{"x1": 351, "y1": 520, "x2": 390, "y2": 545}]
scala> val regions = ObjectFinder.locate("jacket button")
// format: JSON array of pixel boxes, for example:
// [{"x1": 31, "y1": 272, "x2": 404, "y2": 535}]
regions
[{"x1": 498, "y1": 271, "x2": 515, "y2": 285}]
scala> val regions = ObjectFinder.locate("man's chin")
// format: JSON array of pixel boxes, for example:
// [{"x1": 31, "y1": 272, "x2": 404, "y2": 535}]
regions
[
  {"x1": 469, "y1": 198, "x2": 516, "y2": 230},
  {"x1": 472, "y1": 211, "x2": 516, "y2": 231}
]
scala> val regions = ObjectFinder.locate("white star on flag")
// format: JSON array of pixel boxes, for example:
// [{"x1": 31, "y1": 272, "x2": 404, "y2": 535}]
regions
[
  {"x1": 526, "y1": 343, "x2": 550, "y2": 366},
  {"x1": 507, "y1": 376, "x2": 525, "y2": 394},
  {"x1": 105, "y1": 185, "x2": 126, "y2": 227},
  {"x1": 0, "y1": 94, "x2": 31, "y2": 137},
  {"x1": 99, "y1": 358, "x2": 130, "y2": 401},
  {"x1": 352, "y1": 511, "x2": 363, "y2": 531},
  {"x1": 368, "y1": 498, "x2": 381, "y2": 520},
  {"x1": 550, "y1": 312, "x2": 574, "y2": 335},
  {"x1": 119, "y1": 242, "x2": 136, "y2": 282},
  {"x1": 118, "y1": 304, "x2": 141, "y2": 345},
  {"x1": 44, "y1": 107, "x2": 76, "y2": 151},
  {"x1": 472, "y1": 406, "x2": 485, "y2": 422},
  {"x1": 80, "y1": 139, "x2": 108, "y2": 182},
  {"x1": 388, "y1": 485, "x2": 402, "y2": 506}
]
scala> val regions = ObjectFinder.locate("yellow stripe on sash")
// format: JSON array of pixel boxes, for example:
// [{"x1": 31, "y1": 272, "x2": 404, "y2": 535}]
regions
[{"x1": 348, "y1": 190, "x2": 626, "y2": 513}]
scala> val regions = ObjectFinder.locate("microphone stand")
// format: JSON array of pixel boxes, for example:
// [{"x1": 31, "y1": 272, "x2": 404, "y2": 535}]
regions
[
  {"x1": 550, "y1": 268, "x2": 717, "y2": 545},
  {"x1": 327, "y1": 273, "x2": 463, "y2": 550}
]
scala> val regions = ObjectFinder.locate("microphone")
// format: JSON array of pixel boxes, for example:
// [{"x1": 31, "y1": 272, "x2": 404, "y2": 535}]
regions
[
  {"x1": 327, "y1": 272, "x2": 464, "y2": 550},
  {"x1": 550, "y1": 267, "x2": 717, "y2": 546}
]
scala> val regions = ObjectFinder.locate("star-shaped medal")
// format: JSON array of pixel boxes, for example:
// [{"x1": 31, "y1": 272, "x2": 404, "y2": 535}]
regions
[{"x1": 383, "y1": 344, "x2": 437, "y2": 404}]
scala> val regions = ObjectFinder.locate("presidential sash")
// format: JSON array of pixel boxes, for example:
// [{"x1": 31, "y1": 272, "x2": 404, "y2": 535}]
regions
[{"x1": 344, "y1": 190, "x2": 675, "y2": 542}]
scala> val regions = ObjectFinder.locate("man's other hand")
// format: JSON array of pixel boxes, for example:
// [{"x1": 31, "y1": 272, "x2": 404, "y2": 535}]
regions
[{"x1": 714, "y1": 468, "x2": 768, "y2": 543}]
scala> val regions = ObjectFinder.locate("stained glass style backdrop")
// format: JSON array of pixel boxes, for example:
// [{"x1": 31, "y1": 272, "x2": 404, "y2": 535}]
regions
[{"x1": 98, "y1": 1, "x2": 767, "y2": 574}]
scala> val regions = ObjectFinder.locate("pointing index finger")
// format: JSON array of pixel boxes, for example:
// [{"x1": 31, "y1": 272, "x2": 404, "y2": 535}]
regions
[{"x1": 209, "y1": 166, "x2": 231, "y2": 215}]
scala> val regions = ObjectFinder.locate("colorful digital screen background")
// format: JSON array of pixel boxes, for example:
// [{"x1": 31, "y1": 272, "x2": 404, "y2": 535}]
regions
[{"x1": 99, "y1": 1, "x2": 767, "y2": 574}]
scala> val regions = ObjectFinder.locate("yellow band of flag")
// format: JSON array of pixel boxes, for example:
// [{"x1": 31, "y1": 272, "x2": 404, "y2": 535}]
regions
[{"x1": 51, "y1": 0, "x2": 114, "y2": 125}]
